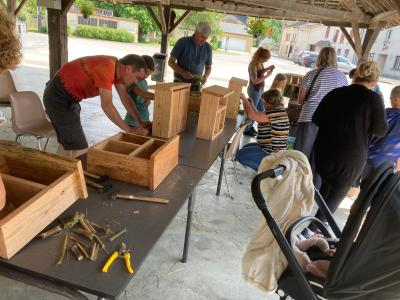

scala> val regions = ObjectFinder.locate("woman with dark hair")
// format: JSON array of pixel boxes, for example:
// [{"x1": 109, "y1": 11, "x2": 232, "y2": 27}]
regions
[
  {"x1": 312, "y1": 60, "x2": 387, "y2": 219},
  {"x1": 294, "y1": 47, "x2": 347, "y2": 161},
  {"x1": 244, "y1": 47, "x2": 275, "y2": 136}
]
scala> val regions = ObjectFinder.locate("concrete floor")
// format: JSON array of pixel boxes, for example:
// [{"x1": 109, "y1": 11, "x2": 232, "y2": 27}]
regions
[{"x1": 0, "y1": 34, "x2": 358, "y2": 299}]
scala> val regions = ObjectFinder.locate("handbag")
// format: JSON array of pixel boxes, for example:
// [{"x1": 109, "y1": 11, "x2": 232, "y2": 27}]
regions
[{"x1": 287, "y1": 67, "x2": 324, "y2": 126}]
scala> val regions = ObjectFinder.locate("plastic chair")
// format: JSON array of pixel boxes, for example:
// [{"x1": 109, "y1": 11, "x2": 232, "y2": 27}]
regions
[
  {"x1": 221, "y1": 120, "x2": 251, "y2": 198},
  {"x1": 0, "y1": 70, "x2": 17, "y2": 107},
  {"x1": 9, "y1": 91, "x2": 55, "y2": 151}
]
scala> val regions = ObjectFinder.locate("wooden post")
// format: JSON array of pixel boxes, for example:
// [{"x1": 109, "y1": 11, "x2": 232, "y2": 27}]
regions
[
  {"x1": 351, "y1": 22, "x2": 363, "y2": 58},
  {"x1": 7, "y1": 0, "x2": 16, "y2": 25},
  {"x1": 47, "y1": 0, "x2": 74, "y2": 79},
  {"x1": 160, "y1": 5, "x2": 171, "y2": 55},
  {"x1": 361, "y1": 27, "x2": 381, "y2": 60}
]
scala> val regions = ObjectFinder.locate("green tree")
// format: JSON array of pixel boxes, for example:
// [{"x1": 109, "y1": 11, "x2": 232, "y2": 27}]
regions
[
  {"x1": 247, "y1": 17, "x2": 266, "y2": 39},
  {"x1": 265, "y1": 19, "x2": 282, "y2": 43},
  {"x1": 93, "y1": 2, "x2": 160, "y2": 40},
  {"x1": 180, "y1": 11, "x2": 223, "y2": 38}
]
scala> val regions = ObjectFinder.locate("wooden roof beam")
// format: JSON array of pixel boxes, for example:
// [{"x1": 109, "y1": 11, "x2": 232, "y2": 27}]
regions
[
  {"x1": 369, "y1": 10, "x2": 399, "y2": 27},
  {"x1": 169, "y1": 0, "x2": 331, "y2": 21},
  {"x1": 395, "y1": 0, "x2": 400, "y2": 15},
  {"x1": 339, "y1": 0, "x2": 365, "y2": 16},
  {"x1": 226, "y1": 0, "x2": 371, "y2": 22}
]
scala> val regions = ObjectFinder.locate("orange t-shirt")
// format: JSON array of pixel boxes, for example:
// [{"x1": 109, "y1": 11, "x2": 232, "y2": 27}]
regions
[{"x1": 58, "y1": 55, "x2": 121, "y2": 101}]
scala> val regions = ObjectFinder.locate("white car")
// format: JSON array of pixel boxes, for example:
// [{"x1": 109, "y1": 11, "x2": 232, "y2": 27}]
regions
[{"x1": 337, "y1": 56, "x2": 356, "y2": 74}]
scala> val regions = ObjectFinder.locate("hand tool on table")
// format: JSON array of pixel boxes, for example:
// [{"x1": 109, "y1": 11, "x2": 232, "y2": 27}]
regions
[
  {"x1": 102, "y1": 242, "x2": 133, "y2": 274},
  {"x1": 111, "y1": 192, "x2": 169, "y2": 204},
  {"x1": 85, "y1": 179, "x2": 112, "y2": 194},
  {"x1": 84, "y1": 171, "x2": 109, "y2": 183}
]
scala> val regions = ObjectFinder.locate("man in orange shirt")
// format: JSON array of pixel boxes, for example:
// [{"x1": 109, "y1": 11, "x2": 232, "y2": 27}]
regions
[{"x1": 44, "y1": 54, "x2": 148, "y2": 158}]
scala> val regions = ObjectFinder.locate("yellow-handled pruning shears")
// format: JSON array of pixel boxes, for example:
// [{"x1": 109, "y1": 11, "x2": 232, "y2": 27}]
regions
[{"x1": 102, "y1": 242, "x2": 133, "y2": 274}]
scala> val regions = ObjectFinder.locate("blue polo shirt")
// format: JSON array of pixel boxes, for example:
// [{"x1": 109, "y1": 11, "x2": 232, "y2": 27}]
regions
[{"x1": 170, "y1": 35, "x2": 212, "y2": 82}]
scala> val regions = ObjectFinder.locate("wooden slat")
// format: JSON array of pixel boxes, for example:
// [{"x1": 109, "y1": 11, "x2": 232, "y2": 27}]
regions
[
  {"x1": 146, "y1": 6, "x2": 161, "y2": 31},
  {"x1": 351, "y1": 22, "x2": 363, "y2": 57},
  {"x1": 361, "y1": 27, "x2": 381, "y2": 58},
  {"x1": 169, "y1": 9, "x2": 191, "y2": 33},
  {"x1": 340, "y1": 26, "x2": 357, "y2": 54}
]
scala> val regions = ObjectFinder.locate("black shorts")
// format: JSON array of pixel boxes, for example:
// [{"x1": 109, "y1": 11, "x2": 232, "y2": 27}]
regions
[{"x1": 43, "y1": 75, "x2": 88, "y2": 150}]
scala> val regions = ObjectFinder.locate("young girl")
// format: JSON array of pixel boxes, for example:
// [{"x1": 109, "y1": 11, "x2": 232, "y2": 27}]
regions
[
  {"x1": 124, "y1": 55, "x2": 155, "y2": 129},
  {"x1": 270, "y1": 73, "x2": 287, "y2": 93},
  {"x1": 236, "y1": 89, "x2": 290, "y2": 171},
  {"x1": 244, "y1": 47, "x2": 275, "y2": 136}
]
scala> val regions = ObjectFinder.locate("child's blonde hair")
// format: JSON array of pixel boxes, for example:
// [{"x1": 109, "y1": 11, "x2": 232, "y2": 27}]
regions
[
  {"x1": 271, "y1": 73, "x2": 287, "y2": 90},
  {"x1": 261, "y1": 89, "x2": 284, "y2": 109},
  {"x1": 390, "y1": 86, "x2": 400, "y2": 99}
]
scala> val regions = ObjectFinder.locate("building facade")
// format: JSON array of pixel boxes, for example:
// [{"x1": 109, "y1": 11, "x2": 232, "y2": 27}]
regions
[{"x1": 279, "y1": 21, "x2": 400, "y2": 79}]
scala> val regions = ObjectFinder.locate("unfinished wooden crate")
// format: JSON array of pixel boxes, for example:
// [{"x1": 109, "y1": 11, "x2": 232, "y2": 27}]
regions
[
  {"x1": 283, "y1": 73, "x2": 303, "y2": 100},
  {"x1": 152, "y1": 82, "x2": 191, "y2": 138},
  {"x1": 196, "y1": 85, "x2": 235, "y2": 140},
  {"x1": 226, "y1": 77, "x2": 248, "y2": 119},
  {"x1": 0, "y1": 141, "x2": 87, "y2": 259},
  {"x1": 87, "y1": 132, "x2": 179, "y2": 190}
]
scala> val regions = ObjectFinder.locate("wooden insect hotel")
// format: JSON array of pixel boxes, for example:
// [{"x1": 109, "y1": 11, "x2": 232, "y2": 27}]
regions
[
  {"x1": 196, "y1": 85, "x2": 234, "y2": 140},
  {"x1": 152, "y1": 82, "x2": 191, "y2": 138},
  {"x1": 226, "y1": 77, "x2": 248, "y2": 119},
  {"x1": 87, "y1": 133, "x2": 179, "y2": 190},
  {"x1": 0, "y1": 141, "x2": 87, "y2": 259}
]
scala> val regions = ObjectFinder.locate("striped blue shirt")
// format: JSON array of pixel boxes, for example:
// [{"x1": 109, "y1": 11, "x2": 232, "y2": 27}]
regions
[{"x1": 298, "y1": 67, "x2": 348, "y2": 122}]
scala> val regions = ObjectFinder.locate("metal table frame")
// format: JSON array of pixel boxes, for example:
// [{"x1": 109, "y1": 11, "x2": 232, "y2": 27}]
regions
[{"x1": 0, "y1": 114, "x2": 243, "y2": 299}]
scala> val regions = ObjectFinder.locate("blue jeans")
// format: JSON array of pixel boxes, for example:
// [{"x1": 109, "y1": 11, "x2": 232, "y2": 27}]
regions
[
  {"x1": 245, "y1": 84, "x2": 264, "y2": 132},
  {"x1": 235, "y1": 142, "x2": 269, "y2": 171}
]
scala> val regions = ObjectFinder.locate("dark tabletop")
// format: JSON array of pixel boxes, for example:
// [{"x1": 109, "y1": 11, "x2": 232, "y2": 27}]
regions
[
  {"x1": 0, "y1": 114, "x2": 243, "y2": 299},
  {"x1": 0, "y1": 165, "x2": 205, "y2": 299},
  {"x1": 179, "y1": 114, "x2": 244, "y2": 170}
]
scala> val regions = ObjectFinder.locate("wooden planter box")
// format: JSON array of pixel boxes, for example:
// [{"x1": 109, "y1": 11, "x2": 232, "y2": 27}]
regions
[
  {"x1": 152, "y1": 82, "x2": 191, "y2": 138},
  {"x1": 87, "y1": 133, "x2": 179, "y2": 190},
  {"x1": 226, "y1": 77, "x2": 248, "y2": 119},
  {"x1": 0, "y1": 141, "x2": 87, "y2": 259},
  {"x1": 196, "y1": 85, "x2": 234, "y2": 140}
]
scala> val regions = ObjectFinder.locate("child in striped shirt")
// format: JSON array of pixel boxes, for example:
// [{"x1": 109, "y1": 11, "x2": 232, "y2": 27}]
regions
[{"x1": 236, "y1": 89, "x2": 290, "y2": 171}]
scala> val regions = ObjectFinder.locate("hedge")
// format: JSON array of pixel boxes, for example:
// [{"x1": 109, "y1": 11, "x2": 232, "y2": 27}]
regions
[{"x1": 74, "y1": 25, "x2": 135, "y2": 43}]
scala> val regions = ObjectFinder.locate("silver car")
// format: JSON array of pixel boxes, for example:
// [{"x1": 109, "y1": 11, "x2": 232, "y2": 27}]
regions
[{"x1": 337, "y1": 55, "x2": 356, "y2": 74}]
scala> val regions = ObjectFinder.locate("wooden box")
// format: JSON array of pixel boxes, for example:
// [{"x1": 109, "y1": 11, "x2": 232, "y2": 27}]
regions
[
  {"x1": 196, "y1": 85, "x2": 235, "y2": 140},
  {"x1": 226, "y1": 77, "x2": 248, "y2": 119},
  {"x1": 283, "y1": 73, "x2": 303, "y2": 100},
  {"x1": 87, "y1": 132, "x2": 179, "y2": 190},
  {"x1": 152, "y1": 82, "x2": 191, "y2": 138},
  {"x1": 0, "y1": 141, "x2": 87, "y2": 259}
]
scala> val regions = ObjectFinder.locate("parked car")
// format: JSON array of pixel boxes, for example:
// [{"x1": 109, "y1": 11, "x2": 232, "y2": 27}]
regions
[
  {"x1": 294, "y1": 51, "x2": 312, "y2": 65},
  {"x1": 303, "y1": 52, "x2": 319, "y2": 68},
  {"x1": 337, "y1": 55, "x2": 356, "y2": 74}
]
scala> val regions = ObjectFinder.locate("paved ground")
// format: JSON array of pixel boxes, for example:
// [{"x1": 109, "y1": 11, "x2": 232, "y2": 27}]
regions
[{"x1": 0, "y1": 33, "x2": 378, "y2": 300}]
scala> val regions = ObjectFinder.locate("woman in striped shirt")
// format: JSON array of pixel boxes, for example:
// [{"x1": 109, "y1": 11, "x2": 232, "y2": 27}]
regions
[
  {"x1": 294, "y1": 47, "x2": 348, "y2": 163},
  {"x1": 236, "y1": 89, "x2": 290, "y2": 171}
]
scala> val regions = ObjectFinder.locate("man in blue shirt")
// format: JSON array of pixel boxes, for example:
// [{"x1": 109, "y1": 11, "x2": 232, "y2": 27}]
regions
[{"x1": 168, "y1": 22, "x2": 213, "y2": 90}]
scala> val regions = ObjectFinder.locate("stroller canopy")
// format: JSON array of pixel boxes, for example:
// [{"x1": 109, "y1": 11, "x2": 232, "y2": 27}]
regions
[{"x1": 327, "y1": 162, "x2": 400, "y2": 299}]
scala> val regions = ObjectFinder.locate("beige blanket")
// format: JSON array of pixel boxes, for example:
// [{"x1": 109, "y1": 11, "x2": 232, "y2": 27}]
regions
[{"x1": 242, "y1": 150, "x2": 315, "y2": 293}]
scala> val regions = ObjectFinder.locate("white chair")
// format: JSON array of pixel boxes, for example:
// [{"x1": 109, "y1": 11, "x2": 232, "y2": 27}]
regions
[
  {"x1": 0, "y1": 70, "x2": 17, "y2": 107},
  {"x1": 219, "y1": 120, "x2": 251, "y2": 198},
  {"x1": 9, "y1": 91, "x2": 55, "y2": 151}
]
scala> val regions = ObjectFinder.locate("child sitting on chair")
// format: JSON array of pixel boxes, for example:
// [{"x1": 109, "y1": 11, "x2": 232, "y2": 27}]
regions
[
  {"x1": 236, "y1": 89, "x2": 290, "y2": 171},
  {"x1": 368, "y1": 86, "x2": 400, "y2": 169},
  {"x1": 124, "y1": 55, "x2": 155, "y2": 131}
]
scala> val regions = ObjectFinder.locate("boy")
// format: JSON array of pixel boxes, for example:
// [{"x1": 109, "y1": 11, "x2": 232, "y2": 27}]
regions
[
  {"x1": 124, "y1": 55, "x2": 155, "y2": 129},
  {"x1": 368, "y1": 86, "x2": 400, "y2": 168}
]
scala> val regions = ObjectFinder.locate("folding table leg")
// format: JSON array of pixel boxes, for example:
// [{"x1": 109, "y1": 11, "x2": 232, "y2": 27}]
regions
[
  {"x1": 216, "y1": 145, "x2": 227, "y2": 196},
  {"x1": 182, "y1": 189, "x2": 196, "y2": 263}
]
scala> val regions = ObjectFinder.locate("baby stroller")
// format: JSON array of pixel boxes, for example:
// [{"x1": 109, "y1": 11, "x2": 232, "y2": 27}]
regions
[{"x1": 251, "y1": 162, "x2": 400, "y2": 300}]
